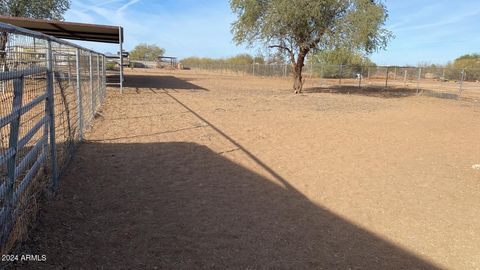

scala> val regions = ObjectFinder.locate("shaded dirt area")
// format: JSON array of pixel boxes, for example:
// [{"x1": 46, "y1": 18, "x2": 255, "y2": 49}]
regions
[{"x1": 16, "y1": 70, "x2": 480, "y2": 269}]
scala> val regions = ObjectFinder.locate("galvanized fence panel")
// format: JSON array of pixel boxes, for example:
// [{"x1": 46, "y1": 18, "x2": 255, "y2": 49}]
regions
[
  {"x1": 0, "y1": 22, "x2": 107, "y2": 253},
  {"x1": 185, "y1": 63, "x2": 480, "y2": 99}
]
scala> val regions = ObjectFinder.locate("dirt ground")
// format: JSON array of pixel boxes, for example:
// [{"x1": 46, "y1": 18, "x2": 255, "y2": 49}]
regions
[{"x1": 16, "y1": 69, "x2": 480, "y2": 269}]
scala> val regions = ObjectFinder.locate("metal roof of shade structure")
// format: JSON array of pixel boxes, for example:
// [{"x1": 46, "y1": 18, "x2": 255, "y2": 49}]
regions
[
  {"x1": 0, "y1": 15, "x2": 122, "y2": 43},
  {"x1": 0, "y1": 16, "x2": 126, "y2": 93}
]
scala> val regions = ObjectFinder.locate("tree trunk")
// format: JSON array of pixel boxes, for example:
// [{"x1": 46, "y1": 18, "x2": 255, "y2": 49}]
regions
[{"x1": 292, "y1": 51, "x2": 307, "y2": 94}]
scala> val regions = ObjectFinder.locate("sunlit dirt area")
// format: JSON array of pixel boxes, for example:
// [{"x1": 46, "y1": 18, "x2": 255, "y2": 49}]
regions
[{"x1": 22, "y1": 69, "x2": 480, "y2": 269}]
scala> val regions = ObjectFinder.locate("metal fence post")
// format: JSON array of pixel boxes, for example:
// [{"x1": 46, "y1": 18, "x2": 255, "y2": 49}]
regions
[
  {"x1": 384, "y1": 66, "x2": 389, "y2": 90},
  {"x1": 416, "y1": 67, "x2": 422, "y2": 94},
  {"x1": 96, "y1": 54, "x2": 100, "y2": 110},
  {"x1": 320, "y1": 64, "x2": 324, "y2": 86},
  {"x1": 119, "y1": 26, "x2": 124, "y2": 94},
  {"x1": 459, "y1": 69, "x2": 465, "y2": 95},
  {"x1": 2, "y1": 76, "x2": 25, "y2": 245},
  {"x1": 103, "y1": 55, "x2": 107, "y2": 100},
  {"x1": 359, "y1": 66, "x2": 363, "y2": 88},
  {"x1": 252, "y1": 63, "x2": 255, "y2": 76},
  {"x1": 339, "y1": 64, "x2": 343, "y2": 86},
  {"x1": 67, "y1": 54, "x2": 72, "y2": 85},
  {"x1": 89, "y1": 53, "x2": 94, "y2": 119},
  {"x1": 46, "y1": 41, "x2": 58, "y2": 188},
  {"x1": 404, "y1": 69, "x2": 407, "y2": 87},
  {"x1": 76, "y1": 48, "x2": 83, "y2": 140},
  {"x1": 310, "y1": 61, "x2": 313, "y2": 79}
]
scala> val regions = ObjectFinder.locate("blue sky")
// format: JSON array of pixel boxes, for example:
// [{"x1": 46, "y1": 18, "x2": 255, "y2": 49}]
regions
[{"x1": 65, "y1": 0, "x2": 480, "y2": 66}]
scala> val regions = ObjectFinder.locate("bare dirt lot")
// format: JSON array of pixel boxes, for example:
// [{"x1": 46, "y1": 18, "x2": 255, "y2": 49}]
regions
[{"x1": 19, "y1": 69, "x2": 480, "y2": 269}]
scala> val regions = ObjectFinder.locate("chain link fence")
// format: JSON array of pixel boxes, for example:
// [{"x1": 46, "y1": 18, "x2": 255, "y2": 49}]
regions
[
  {"x1": 0, "y1": 22, "x2": 107, "y2": 254},
  {"x1": 185, "y1": 63, "x2": 480, "y2": 100}
]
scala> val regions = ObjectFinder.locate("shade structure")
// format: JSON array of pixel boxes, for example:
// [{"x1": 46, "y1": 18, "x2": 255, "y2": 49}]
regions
[{"x1": 0, "y1": 15, "x2": 122, "y2": 43}]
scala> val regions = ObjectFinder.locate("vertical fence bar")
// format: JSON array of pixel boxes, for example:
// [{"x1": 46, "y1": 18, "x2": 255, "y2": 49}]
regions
[
  {"x1": 119, "y1": 26, "x2": 124, "y2": 94},
  {"x1": 310, "y1": 62, "x2": 313, "y2": 79},
  {"x1": 416, "y1": 67, "x2": 422, "y2": 95},
  {"x1": 102, "y1": 55, "x2": 106, "y2": 100},
  {"x1": 320, "y1": 65, "x2": 324, "y2": 86},
  {"x1": 89, "y1": 53, "x2": 94, "y2": 119},
  {"x1": 67, "y1": 54, "x2": 72, "y2": 85},
  {"x1": 384, "y1": 66, "x2": 389, "y2": 90},
  {"x1": 359, "y1": 66, "x2": 363, "y2": 88},
  {"x1": 2, "y1": 77, "x2": 25, "y2": 245},
  {"x1": 459, "y1": 69, "x2": 465, "y2": 95},
  {"x1": 96, "y1": 54, "x2": 100, "y2": 110},
  {"x1": 76, "y1": 48, "x2": 83, "y2": 140},
  {"x1": 339, "y1": 64, "x2": 343, "y2": 86},
  {"x1": 404, "y1": 69, "x2": 407, "y2": 87},
  {"x1": 46, "y1": 41, "x2": 59, "y2": 188}
]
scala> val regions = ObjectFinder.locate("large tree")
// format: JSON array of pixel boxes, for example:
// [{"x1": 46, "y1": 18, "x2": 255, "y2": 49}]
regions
[
  {"x1": 130, "y1": 43, "x2": 165, "y2": 61},
  {"x1": 230, "y1": 0, "x2": 392, "y2": 93}
]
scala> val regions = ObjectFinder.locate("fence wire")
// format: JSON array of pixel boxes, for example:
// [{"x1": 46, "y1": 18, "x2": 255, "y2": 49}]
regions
[
  {"x1": 0, "y1": 22, "x2": 107, "y2": 254},
  {"x1": 185, "y1": 63, "x2": 480, "y2": 100}
]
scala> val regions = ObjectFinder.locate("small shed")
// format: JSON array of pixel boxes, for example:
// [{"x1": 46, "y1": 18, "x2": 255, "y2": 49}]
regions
[{"x1": 157, "y1": 56, "x2": 177, "y2": 69}]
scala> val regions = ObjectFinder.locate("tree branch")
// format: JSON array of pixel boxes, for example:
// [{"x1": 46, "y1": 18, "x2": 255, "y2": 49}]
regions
[{"x1": 269, "y1": 44, "x2": 296, "y2": 64}]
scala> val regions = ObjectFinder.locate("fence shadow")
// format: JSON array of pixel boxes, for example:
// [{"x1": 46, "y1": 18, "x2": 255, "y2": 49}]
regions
[
  {"x1": 20, "y1": 140, "x2": 440, "y2": 269},
  {"x1": 304, "y1": 85, "x2": 418, "y2": 98},
  {"x1": 112, "y1": 74, "x2": 209, "y2": 91}
]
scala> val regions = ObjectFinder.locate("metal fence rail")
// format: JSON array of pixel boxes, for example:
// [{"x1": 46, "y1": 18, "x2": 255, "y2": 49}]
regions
[
  {"x1": 186, "y1": 63, "x2": 480, "y2": 100},
  {"x1": 0, "y1": 22, "x2": 107, "y2": 253}
]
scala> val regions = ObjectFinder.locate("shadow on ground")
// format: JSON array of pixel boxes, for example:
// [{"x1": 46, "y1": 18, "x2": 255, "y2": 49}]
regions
[
  {"x1": 304, "y1": 85, "x2": 418, "y2": 98},
  {"x1": 116, "y1": 74, "x2": 209, "y2": 91},
  {"x1": 13, "y1": 73, "x2": 442, "y2": 269},
  {"x1": 18, "y1": 141, "x2": 440, "y2": 269},
  {"x1": 305, "y1": 85, "x2": 462, "y2": 100}
]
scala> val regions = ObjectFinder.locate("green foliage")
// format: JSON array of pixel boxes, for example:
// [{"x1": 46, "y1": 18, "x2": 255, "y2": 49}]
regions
[
  {"x1": 106, "y1": 61, "x2": 117, "y2": 70},
  {"x1": 129, "y1": 43, "x2": 165, "y2": 61},
  {"x1": 308, "y1": 48, "x2": 375, "y2": 78},
  {"x1": 451, "y1": 54, "x2": 480, "y2": 81},
  {"x1": 309, "y1": 48, "x2": 375, "y2": 66},
  {"x1": 181, "y1": 54, "x2": 265, "y2": 66},
  {"x1": 230, "y1": 0, "x2": 392, "y2": 57},
  {"x1": 230, "y1": 0, "x2": 392, "y2": 91},
  {"x1": 0, "y1": 0, "x2": 71, "y2": 20},
  {"x1": 452, "y1": 54, "x2": 480, "y2": 69}
]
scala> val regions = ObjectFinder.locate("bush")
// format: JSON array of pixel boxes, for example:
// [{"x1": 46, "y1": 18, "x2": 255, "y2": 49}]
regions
[{"x1": 106, "y1": 62, "x2": 117, "y2": 70}]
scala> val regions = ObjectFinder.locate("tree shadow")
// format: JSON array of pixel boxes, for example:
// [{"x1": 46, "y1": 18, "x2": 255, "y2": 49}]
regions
[
  {"x1": 19, "y1": 144, "x2": 441, "y2": 269},
  {"x1": 304, "y1": 85, "x2": 464, "y2": 101},
  {"x1": 304, "y1": 85, "x2": 418, "y2": 99},
  {"x1": 112, "y1": 74, "x2": 209, "y2": 91}
]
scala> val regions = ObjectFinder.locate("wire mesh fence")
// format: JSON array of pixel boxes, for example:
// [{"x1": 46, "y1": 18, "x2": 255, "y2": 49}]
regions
[
  {"x1": 0, "y1": 22, "x2": 107, "y2": 254},
  {"x1": 185, "y1": 63, "x2": 480, "y2": 100}
]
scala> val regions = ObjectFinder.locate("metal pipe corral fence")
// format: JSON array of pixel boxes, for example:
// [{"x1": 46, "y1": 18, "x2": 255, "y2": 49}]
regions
[
  {"x1": 0, "y1": 22, "x2": 107, "y2": 254},
  {"x1": 184, "y1": 63, "x2": 480, "y2": 100}
]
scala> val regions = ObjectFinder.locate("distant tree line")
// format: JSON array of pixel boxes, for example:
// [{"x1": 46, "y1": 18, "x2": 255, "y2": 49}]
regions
[
  {"x1": 418, "y1": 54, "x2": 480, "y2": 81},
  {"x1": 181, "y1": 54, "x2": 266, "y2": 66}
]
